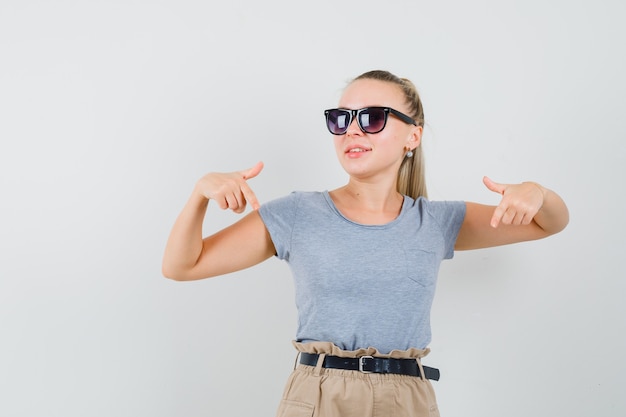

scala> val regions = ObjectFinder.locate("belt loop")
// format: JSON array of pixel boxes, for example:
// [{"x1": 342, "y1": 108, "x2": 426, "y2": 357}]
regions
[
  {"x1": 293, "y1": 351, "x2": 301, "y2": 370},
  {"x1": 415, "y1": 357, "x2": 426, "y2": 381},
  {"x1": 314, "y1": 353, "x2": 326, "y2": 376}
]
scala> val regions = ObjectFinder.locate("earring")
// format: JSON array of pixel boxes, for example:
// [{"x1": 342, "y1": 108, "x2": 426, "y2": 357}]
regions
[{"x1": 406, "y1": 150, "x2": 414, "y2": 158}]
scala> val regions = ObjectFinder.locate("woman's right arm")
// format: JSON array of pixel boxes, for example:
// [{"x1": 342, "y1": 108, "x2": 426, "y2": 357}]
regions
[{"x1": 162, "y1": 162, "x2": 275, "y2": 281}]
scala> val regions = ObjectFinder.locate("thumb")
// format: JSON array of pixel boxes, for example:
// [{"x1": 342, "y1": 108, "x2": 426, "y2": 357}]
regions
[
  {"x1": 483, "y1": 176, "x2": 506, "y2": 195},
  {"x1": 242, "y1": 161, "x2": 264, "y2": 180}
]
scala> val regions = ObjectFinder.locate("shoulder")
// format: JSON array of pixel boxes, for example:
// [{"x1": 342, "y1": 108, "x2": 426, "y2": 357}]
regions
[
  {"x1": 261, "y1": 191, "x2": 324, "y2": 209},
  {"x1": 403, "y1": 197, "x2": 466, "y2": 240},
  {"x1": 259, "y1": 191, "x2": 327, "y2": 220},
  {"x1": 404, "y1": 196, "x2": 466, "y2": 218}
]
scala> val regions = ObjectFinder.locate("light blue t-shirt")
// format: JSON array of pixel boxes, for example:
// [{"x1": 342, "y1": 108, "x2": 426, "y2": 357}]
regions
[{"x1": 259, "y1": 191, "x2": 466, "y2": 353}]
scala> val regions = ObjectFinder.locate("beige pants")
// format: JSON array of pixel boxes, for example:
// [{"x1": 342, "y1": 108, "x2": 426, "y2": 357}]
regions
[{"x1": 275, "y1": 341, "x2": 440, "y2": 417}]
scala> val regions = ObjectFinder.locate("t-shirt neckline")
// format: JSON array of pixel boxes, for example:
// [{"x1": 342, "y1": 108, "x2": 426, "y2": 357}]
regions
[{"x1": 322, "y1": 190, "x2": 410, "y2": 228}]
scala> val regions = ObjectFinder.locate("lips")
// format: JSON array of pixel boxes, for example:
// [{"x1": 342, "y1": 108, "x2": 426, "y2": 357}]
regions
[{"x1": 345, "y1": 145, "x2": 372, "y2": 154}]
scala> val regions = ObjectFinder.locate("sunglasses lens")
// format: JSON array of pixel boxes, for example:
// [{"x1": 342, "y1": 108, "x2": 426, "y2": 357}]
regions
[
  {"x1": 359, "y1": 108, "x2": 387, "y2": 133},
  {"x1": 326, "y1": 109, "x2": 351, "y2": 135}
]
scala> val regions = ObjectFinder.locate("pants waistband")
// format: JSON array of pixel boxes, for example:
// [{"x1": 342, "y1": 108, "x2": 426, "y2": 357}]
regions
[{"x1": 299, "y1": 352, "x2": 440, "y2": 381}]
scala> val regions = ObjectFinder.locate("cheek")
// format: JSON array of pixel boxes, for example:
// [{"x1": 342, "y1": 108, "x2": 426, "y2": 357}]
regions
[
  {"x1": 333, "y1": 137, "x2": 345, "y2": 158},
  {"x1": 378, "y1": 132, "x2": 407, "y2": 154},
  {"x1": 333, "y1": 136, "x2": 341, "y2": 150}
]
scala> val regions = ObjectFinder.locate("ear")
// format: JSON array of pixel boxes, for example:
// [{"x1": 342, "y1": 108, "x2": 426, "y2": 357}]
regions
[{"x1": 407, "y1": 125, "x2": 423, "y2": 150}]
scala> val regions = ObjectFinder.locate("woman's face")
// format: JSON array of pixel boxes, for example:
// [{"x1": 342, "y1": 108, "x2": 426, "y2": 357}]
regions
[{"x1": 333, "y1": 79, "x2": 421, "y2": 182}]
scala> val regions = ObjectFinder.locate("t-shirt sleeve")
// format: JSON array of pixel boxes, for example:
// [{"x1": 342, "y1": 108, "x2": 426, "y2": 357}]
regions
[
  {"x1": 258, "y1": 192, "x2": 300, "y2": 261},
  {"x1": 427, "y1": 200, "x2": 466, "y2": 259}
]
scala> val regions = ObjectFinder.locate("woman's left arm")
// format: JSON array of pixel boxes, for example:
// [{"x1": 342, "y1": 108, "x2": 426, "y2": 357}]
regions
[{"x1": 454, "y1": 177, "x2": 569, "y2": 250}]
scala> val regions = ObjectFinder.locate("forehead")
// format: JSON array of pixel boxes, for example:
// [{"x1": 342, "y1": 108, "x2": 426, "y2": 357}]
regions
[{"x1": 339, "y1": 79, "x2": 405, "y2": 109}]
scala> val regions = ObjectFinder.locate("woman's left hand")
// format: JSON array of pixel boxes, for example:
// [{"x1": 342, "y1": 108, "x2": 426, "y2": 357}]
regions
[
  {"x1": 455, "y1": 177, "x2": 568, "y2": 250},
  {"x1": 483, "y1": 177, "x2": 546, "y2": 228}
]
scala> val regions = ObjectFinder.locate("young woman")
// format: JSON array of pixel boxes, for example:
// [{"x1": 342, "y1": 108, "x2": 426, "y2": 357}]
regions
[{"x1": 162, "y1": 70, "x2": 569, "y2": 417}]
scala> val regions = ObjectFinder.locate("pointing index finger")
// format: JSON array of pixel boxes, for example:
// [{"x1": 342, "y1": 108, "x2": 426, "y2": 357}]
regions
[
  {"x1": 490, "y1": 203, "x2": 506, "y2": 228},
  {"x1": 240, "y1": 181, "x2": 261, "y2": 211}
]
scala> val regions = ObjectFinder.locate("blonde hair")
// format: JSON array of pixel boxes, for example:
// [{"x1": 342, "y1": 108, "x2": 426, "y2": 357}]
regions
[{"x1": 352, "y1": 70, "x2": 427, "y2": 199}]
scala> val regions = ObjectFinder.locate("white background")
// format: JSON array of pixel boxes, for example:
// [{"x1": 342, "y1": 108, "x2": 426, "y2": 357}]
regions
[{"x1": 1, "y1": 0, "x2": 625, "y2": 416}]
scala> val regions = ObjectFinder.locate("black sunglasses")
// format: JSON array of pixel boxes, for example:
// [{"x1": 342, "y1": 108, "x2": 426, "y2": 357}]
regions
[{"x1": 324, "y1": 107, "x2": 417, "y2": 135}]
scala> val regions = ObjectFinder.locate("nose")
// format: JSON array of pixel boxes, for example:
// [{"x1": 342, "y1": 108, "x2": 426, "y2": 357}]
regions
[{"x1": 345, "y1": 114, "x2": 362, "y2": 136}]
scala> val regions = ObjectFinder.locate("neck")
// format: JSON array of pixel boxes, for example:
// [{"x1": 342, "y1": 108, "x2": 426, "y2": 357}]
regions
[{"x1": 331, "y1": 179, "x2": 403, "y2": 214}]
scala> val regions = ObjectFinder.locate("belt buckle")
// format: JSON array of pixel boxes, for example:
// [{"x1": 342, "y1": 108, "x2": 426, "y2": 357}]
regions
[{"x1": 358, "y1": 356, "x2": 374, "y2": 373}]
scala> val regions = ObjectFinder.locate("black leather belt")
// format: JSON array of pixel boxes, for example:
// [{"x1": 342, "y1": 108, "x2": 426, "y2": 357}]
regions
[{"x1": 299, "y1": 353, "x2": 440, "y2": 381}]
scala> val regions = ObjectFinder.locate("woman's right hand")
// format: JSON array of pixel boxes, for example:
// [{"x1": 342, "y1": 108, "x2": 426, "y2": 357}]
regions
[
  {"x1": 196, "y1": 161, "x2": 264, "y2": 213},
  {"x1": 163, "y1": 160, "x2": 273, "y2": 281}
]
